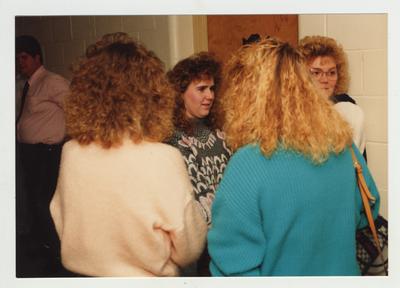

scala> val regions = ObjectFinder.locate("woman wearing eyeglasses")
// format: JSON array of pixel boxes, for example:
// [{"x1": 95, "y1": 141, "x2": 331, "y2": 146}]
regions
[
  {"x1": 207, "y1": 36, "x2": 380, "y2": 276},
  {"x1": 299, "y1": 36, "x2": 366, "y2": 157}
]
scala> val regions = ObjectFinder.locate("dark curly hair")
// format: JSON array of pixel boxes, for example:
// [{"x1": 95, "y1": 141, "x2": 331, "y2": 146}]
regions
[
  {"x1": 67, "y1": 32, "x2": 175, "y2": 148},
  {"x1": 167, "y1": 52, "x2": 221, "y2": 134}
]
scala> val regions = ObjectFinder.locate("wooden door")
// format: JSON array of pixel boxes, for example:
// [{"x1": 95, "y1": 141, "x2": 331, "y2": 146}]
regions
[{"x1": 207, "y1": 15, "x2": 298, "y2": 63}]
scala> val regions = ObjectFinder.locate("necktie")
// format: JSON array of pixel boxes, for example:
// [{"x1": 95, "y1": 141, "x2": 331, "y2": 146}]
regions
[{"x1": 17, "y1": 81, "x2": 29, "y2": 123}]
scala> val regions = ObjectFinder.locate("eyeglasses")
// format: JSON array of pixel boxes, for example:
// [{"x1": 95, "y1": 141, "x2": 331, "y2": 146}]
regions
[{"x1": 309, "y1": 68, "x2": 338, "y2": 80}]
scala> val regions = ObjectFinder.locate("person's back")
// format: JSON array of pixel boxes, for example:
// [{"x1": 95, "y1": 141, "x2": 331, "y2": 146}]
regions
[
  {"x1": 49, "y1": 32, "x2": 207, "y2": 276},
  {"x1": 209, "y1": 144, "x2": 378, "y2": 276},
  {"x1": 51, "y1": 139, "x2": 206, "y2": 276},
  {"x1": 207, "y1": 36, "x2": 380, "y2": 276}
]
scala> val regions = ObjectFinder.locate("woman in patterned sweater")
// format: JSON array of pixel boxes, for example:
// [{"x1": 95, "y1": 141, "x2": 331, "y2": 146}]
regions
[{"x1": 167, "y1": 52, "x2": 231, "y2": 276}]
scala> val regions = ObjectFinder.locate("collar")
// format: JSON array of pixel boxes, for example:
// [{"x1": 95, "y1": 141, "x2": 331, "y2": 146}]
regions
[{"x1": 27, "y1": 65, "x2": 46, "y2": 86}]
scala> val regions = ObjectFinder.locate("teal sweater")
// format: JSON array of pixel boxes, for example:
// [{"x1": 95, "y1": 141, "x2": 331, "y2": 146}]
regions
[{"x1": 207, "y1": 144, "x2": 380, "y2": 276}]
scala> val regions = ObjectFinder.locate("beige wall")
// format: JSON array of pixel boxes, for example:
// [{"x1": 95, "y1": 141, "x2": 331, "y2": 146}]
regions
[
  {"x1": 168, "y1": 16, "x2": 195, "y2": 66},
  {"x1": 15, "y1": 15, "x2": 197, "y2": 114},
  {"x1": 15, "y1": 16, "x2": 173, "y2": 80},
  {"x1": 299, "y1": 14, "x2": 388, "y2": 218},
  {"x1": 15, "y1": 15, "x2": 183, "y2": 117},
  {"x1": 15, "y1": 15, "x2": 198, "y2": 74}
]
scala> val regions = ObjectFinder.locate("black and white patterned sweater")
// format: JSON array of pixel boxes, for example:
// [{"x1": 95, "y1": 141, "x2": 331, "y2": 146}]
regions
[{"x1": 167, "y1": 120, "x2": 232, "y2": 226}]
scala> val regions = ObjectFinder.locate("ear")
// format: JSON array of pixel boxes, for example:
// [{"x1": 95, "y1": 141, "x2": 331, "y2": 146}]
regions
[
  {"x1": 181, "y1": 88, "x2": 188, "y2": 101},
  {"x1": 34, "y1": 54, "x2": 42, "y2": 65}
]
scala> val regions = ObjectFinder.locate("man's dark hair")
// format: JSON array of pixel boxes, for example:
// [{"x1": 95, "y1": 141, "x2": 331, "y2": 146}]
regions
[{"x1": 16, "y1": 35, "x2": 43, "y2": 63}]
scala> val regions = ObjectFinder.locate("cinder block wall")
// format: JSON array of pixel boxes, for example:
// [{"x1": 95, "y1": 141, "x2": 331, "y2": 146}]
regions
[
  {"x1": 299, "y1": 14, "x2": 388, "y2": 218},
  {"x1": 15, "y1": 16, "x2": 172, "y2": 80},
  {"x1": 15, "y1": 15, "x2": 196, "y2": 116}
]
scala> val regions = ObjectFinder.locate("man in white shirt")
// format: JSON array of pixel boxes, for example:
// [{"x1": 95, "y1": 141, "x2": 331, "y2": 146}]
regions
[{"x1": 16, "y1": 35, "x2": 72, "y2": 277}]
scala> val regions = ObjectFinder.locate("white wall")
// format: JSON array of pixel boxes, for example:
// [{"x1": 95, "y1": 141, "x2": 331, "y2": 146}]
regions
[{"x1": 299, "y1": 14, "x2": 388, "y2": 218}]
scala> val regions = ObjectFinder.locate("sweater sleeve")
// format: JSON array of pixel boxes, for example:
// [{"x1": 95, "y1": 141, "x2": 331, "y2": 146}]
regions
[
  {"x1": 352, "y1": 144, "x2": 381, "y2": 229},
  {"x1": 207, "y1": 146, "x2": 265, "y2": 276},
  {"x1": 169, "y1": 200, "x2": 207, "y2": 267},
  {"x1": 159, "y1": 149, "x2": 208, "y2": 268}
]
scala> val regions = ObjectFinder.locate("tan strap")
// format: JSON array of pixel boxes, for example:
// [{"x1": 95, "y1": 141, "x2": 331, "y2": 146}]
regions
[{"x1": 350, "y1": 148, "x2": 384, "y2": 262}]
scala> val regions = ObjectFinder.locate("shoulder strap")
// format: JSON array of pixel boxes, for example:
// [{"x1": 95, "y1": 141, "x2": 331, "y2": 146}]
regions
[
  {"x1": 350, "y1": 148, "x2": 384, "y2": 261},
  {"x1": 331, "y1": 93, "x2": 357, "y2": 104}
]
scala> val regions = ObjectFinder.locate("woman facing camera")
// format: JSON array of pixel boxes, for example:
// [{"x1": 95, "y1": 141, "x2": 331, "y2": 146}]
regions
[
  {"x1": 49, "y1": 32, "x2": 207, "y2": 277},
  {"x1": 166, "y1": 52, "x2": 231, "y2": 275},
  {"x1": 207, "y1": 37, "x2": 380, "y2": 276},
  {"x1": 298, "y1": 35, "x2": 367, "y2": 156}
]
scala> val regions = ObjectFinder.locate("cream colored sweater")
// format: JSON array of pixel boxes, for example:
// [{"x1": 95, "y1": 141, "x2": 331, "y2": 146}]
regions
[{"x1": 50, "y1": 139, "x2": 207, "y2": 276}]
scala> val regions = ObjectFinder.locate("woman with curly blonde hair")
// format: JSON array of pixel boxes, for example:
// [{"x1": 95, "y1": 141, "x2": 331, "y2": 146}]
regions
[
  {"x1": 299, "y1": 35, "x2": 366, "y2": 156},
  {"x1": 50, "y1": 32, "x2": 207, "y2": 277},
  {"x1": 166, "y1": 52, "x2": 231, "y2": 276},
  {"x1": 207, "y1": 36, "x2": 380, "y2": 276}
]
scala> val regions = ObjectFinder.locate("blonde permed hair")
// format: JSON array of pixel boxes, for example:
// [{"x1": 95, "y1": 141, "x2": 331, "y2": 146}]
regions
[
  {"x1": 67, "y1": 32, "x2": 174, "y2": 148},
  {"x1": 220, "y1": 37, "x2": 353, "y2": 164},
  {"x1": 298, "y1": 35, "x2": 349, "y2": 95}
]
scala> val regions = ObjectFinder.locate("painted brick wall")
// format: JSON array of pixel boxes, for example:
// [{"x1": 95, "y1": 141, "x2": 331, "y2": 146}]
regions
[
  {"x1": 15, "y1": 16, "x2": 172, "y2": 80},
  {"x1": 299, "y1": 14, "x2": 388, "y2": 218}
]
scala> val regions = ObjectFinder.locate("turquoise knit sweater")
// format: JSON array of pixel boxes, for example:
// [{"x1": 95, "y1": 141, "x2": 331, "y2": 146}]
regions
[{"x1": 207, "y1": 143, "x2": 380, "y2": 276}]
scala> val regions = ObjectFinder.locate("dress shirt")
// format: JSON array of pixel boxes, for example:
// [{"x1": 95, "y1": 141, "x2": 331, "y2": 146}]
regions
[{"x1": 17, "y1": 66, "x2": 70, "y2": 144}]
